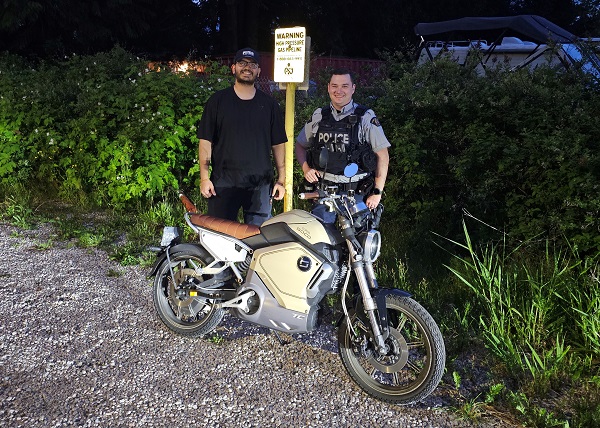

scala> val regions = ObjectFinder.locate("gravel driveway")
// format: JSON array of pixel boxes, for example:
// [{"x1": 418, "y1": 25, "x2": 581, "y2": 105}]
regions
[{"x1": 0, "y1": 222, "x2": 516, "y2": 427}]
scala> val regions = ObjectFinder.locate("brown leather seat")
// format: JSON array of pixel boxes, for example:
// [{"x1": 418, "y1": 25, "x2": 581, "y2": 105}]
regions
[
  {"x1": 179, "y1": 192, "x2": 260, "y2": 239},
  {"x1": 188, "y1": 213, "x2": 260, "y2": 239}
]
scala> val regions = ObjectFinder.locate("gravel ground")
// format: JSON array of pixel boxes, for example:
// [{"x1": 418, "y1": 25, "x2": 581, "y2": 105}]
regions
[{"x1": 0, "y1": 222, "x2": 519, "y2": 428}]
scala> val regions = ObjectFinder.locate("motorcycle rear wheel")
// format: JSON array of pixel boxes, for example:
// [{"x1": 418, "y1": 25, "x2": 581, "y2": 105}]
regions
[
  {"x1": 153, "y1": 250, "x2": 224, "y2": 337},
  {"x1": 338, "y1": 295, "x2": 445, "y2": 405}
]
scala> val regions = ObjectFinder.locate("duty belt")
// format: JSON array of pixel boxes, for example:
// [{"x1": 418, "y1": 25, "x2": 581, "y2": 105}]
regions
[{"x1": 321, "y1": 172, "x2": 369, "y2": 183}]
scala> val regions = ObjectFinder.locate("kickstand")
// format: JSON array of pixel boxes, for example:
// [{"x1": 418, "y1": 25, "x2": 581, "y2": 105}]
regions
[{"x1": 271, "y1": 330, "x2": 289, "y2": 346}]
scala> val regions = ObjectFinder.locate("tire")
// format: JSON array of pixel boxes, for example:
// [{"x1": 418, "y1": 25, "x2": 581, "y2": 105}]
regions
[
  {"x1": 338, "y1": 295, "x2": 446, "y2": 404},
  {"x1": 152, "y1": 250, "x2": 224, "y2": 337}
]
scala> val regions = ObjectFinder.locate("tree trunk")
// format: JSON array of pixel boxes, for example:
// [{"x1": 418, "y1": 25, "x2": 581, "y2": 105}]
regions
[
  {"x1": 221, "y1": 0, "x2": 262, "y2": 52},
  {"x1": 223, "y1": 0, "x2": 238, "y2": 52}
]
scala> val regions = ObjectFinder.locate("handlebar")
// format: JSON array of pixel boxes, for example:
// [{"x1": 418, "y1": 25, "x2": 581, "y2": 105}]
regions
[
  {"x1": 298, "y1": 192, "x2": 321, "y2": 200},
  {"x1": 299, "y1": 189, "x2": 349, "y2": 201}
]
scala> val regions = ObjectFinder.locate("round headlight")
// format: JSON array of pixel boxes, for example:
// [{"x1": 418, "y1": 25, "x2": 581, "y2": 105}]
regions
[{"x1": 363, "y1": 230, "x2": 381, "y2": 262}]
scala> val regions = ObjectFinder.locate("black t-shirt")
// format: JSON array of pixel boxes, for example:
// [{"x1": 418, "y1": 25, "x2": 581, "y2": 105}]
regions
[{"x1": 197, "y1": 86, "x2": 287, "y2": 188}]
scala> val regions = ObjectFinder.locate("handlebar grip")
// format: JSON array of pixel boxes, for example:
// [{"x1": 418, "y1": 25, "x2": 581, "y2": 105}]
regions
[{"x1": 299, "y1": 192, "x2": 320, "y2": 200}]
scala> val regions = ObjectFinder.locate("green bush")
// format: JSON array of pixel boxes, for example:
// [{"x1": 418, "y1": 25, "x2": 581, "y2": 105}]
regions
[
  {"x1": 375, "y1": 58, "x2": 600, "y2": 255},
  {"x1": 0, "y1": 47, "x2": 231, "y2": 207},
  {"x1": 2, "y1": 48, "x2": 599, "y2": 253}
]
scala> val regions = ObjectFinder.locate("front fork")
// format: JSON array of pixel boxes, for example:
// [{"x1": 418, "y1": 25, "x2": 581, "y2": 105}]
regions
[
  {"x1": 348, "y1": 246, "x2": 390, "y2": 354},
  {"x1": 340, "y1": 217, "x2": 389, "y2": 355}
]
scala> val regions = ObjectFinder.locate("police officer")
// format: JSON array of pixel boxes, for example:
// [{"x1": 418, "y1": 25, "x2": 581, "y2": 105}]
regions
[{"x1": 295, "y1": 68, "x2": 390, "y2": 222}]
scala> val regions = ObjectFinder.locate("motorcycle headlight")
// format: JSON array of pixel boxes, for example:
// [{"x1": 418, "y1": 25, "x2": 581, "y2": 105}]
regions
[{"x1": 362, "y1": 230, "x2": 381, "y2": 263}]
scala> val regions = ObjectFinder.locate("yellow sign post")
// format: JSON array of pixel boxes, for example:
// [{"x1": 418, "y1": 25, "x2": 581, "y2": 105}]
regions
[
  {"x1": 283, "y1": 82, "x2": 297, "y2": 212},
  {"x1": 274, "y1": 27, "x2": 308, "y2": 212}
]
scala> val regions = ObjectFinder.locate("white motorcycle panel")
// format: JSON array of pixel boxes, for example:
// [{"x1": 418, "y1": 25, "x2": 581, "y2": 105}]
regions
[{"x1": 199, "y1": 230, "x2": 249, "y2": 262}]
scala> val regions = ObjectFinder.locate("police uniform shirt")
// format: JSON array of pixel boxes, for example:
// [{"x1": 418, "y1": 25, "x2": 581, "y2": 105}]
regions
[{"x1": 296, "y1": 101, "x2": 391, "y2": 153}]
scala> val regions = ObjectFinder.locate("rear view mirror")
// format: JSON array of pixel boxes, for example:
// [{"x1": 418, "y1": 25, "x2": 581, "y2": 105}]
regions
[
  {"x1": 344, "y1": 163, "x2": 359, "y2": 178},
  {"x1": 318, "y1": 148, "x2": 329, "y2": 169}
]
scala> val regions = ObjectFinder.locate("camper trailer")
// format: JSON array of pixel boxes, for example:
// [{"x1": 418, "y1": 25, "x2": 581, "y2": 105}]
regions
[
  {"x1": 417, "y1": 36, "x2": 571, "y2": 71},
  {"x1": 415, "y1": 15, "x2": 600, "y2": 80}
]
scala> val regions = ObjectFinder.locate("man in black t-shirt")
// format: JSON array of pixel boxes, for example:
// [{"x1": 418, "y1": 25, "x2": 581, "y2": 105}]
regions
[{"x1": 197, "y1": 48, "x2": 287, "y2": 226}]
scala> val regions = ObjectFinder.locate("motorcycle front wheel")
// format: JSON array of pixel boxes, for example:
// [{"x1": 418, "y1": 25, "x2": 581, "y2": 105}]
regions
[
  {"x1": 338, "y1": 295, "x2": 445, "y2": 405},
  {"x1": 153, "y1": 250, "x2": 224, "y2": 337}
]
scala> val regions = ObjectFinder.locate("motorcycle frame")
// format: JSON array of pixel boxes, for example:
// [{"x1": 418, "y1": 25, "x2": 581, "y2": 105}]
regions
[
  {"x1": 152, "y1": 191, "x2": 410, "y2": 351},
  {"x1": 148, "y1": 186, "x2": 446, "y2": 405},
  {"x1": 183, "y1": 212, "x2": 251, "y2": 282}
]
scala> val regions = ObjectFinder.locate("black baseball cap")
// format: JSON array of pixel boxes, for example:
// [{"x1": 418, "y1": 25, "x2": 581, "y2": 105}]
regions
[{"x1": 234, "y1": 48, "x2": 260, "y2": 65}]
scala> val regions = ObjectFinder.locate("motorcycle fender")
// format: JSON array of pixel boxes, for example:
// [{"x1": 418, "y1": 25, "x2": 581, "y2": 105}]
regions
[
  {"x1": 347, "y1": 288, "x2": 412, "y2": 329},
  {"x1": 148, "y1": 244, "x2": 208, "y2": 277},
  {"x1": 373, "y1": 287, "x2": 412, "y2": 333}
]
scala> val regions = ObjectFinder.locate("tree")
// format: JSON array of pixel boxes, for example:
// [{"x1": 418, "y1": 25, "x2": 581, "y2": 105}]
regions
[
  {"x1": 0, "y1": 0, "x2": 213, "y2": 58},
  {"x1": 509, "y1": 0, "x2": 579, "y2": 29},
  {"x1": 572, "y1": 0, "x2": 600, "y2": 36},
  {"x1": 230, "y1": 0, "x2": 598, "y2": 58},
  {"x1": 1, "y1": 0, "x2": 598, "y2": 59}
]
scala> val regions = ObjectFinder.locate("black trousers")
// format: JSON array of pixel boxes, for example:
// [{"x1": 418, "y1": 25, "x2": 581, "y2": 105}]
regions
[{"x1": 207, "y1": 184, "x2": 272, "y2": 226}]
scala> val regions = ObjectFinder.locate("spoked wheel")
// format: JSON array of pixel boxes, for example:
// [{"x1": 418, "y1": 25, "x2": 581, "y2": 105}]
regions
[
  {"x1": 338, "y1": 295, "x2": 445, "y2": 404},
  {"x1": 153, "y1": 250, "x2": 224, "y2": 337}
]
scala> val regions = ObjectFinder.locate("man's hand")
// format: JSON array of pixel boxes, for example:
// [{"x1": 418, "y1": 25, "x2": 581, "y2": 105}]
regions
[
  {"x1": 303, "y1": 167, "x2": 321, "y2": 183},
  {"x1": 271, "y1": 182, "x2": 285, "y2": 201},
  {"x1": 365, "y1": 193, "x2": 382, "y2": 210},
  {"x1": 200, "y1": 179, "x2": 216, "y2": 198}
]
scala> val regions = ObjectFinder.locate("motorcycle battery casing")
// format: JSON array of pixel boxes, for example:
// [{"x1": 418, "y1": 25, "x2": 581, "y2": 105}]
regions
[
  {"x1": 234, "y1": 210, "x2": 343, "y2": 331},
  {"x1": 236, "y1": 241, "x2": 335, "y2": 331},
  {"x1": 236, "y1": 268, "x2": 320, "y2": 333},
  {"x1": 252, "y1": 242, "x2": 334, "y2": 309}
]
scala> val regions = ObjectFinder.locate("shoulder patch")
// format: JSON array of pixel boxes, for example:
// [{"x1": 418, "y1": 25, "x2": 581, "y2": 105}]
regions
[{"x1": 370, "y1": 117, "x2": 381, "y2": 127}]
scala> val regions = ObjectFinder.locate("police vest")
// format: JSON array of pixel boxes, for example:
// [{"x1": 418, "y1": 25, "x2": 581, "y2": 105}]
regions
[{"x1": 307, "y1": 105, "x2": 377, "y2": 175}]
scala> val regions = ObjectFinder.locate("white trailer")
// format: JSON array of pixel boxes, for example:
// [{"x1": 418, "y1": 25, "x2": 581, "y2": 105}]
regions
[{"x1": 414, "y1": 15, "x2": 600, "y2": 80}]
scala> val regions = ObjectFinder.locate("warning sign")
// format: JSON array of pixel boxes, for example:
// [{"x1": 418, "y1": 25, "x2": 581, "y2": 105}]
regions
[{"x1": 274, "y1": 27, "x2": 306, "y2": 83}]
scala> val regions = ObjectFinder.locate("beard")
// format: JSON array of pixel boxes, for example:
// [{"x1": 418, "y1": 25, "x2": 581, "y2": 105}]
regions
[{"x1": 235, "y1": 69, "x2": 257, "y2": 85}]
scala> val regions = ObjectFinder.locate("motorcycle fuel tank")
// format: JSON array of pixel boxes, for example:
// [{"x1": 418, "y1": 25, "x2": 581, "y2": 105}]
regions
[{"x1": 262, "y1": 209, "x2": 337, "y2": 246}]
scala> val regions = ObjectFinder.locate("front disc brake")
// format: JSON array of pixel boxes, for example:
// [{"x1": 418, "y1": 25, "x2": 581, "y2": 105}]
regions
[{"x1": 367, "y1": 327, "x2": 409, "y2": 373}]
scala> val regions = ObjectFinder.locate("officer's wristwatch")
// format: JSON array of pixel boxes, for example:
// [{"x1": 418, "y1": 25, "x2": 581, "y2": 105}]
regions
[{"x1": 373, "y1": 188, "x2": 382, "y2": 195}]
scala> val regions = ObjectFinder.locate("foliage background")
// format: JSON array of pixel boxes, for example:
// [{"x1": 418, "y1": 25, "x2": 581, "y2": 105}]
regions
[
  {"x1": 1, "y1": 0, "x2": 599, "y2": 59},
  {"x1": 1, "y1": 47, "x2": 599, "y2": 253},
  {"x1": 376, "y1": 58, "x2": 600, "y2": 261},
  {"x1": 0, "y1": 48, "x2": 230, "y2": 206}
]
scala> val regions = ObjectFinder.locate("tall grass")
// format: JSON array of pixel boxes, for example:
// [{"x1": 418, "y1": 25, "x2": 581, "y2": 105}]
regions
[{"x1": 444, "y1": 221, "x2": 600, "y2": 396}]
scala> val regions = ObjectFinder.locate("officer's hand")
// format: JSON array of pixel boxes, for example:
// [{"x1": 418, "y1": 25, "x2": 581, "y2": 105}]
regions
[
  {"x1": 365, "y1": 193, "x2": 381, "y2": 210},
  {"x1": 201, "y1": 179, "x2": 216, "y2": 198},
  {"x1": 304, "y1": 168, "x2": 321, "y2": 183},
  {"x1": 272, "y1": 182, "x2": 285, "y2": 201}
]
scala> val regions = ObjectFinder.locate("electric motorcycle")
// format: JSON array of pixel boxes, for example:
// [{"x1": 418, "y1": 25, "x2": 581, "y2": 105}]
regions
[{"x1": 149, "y1": 163, "x2": 445, "y2": 404}]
